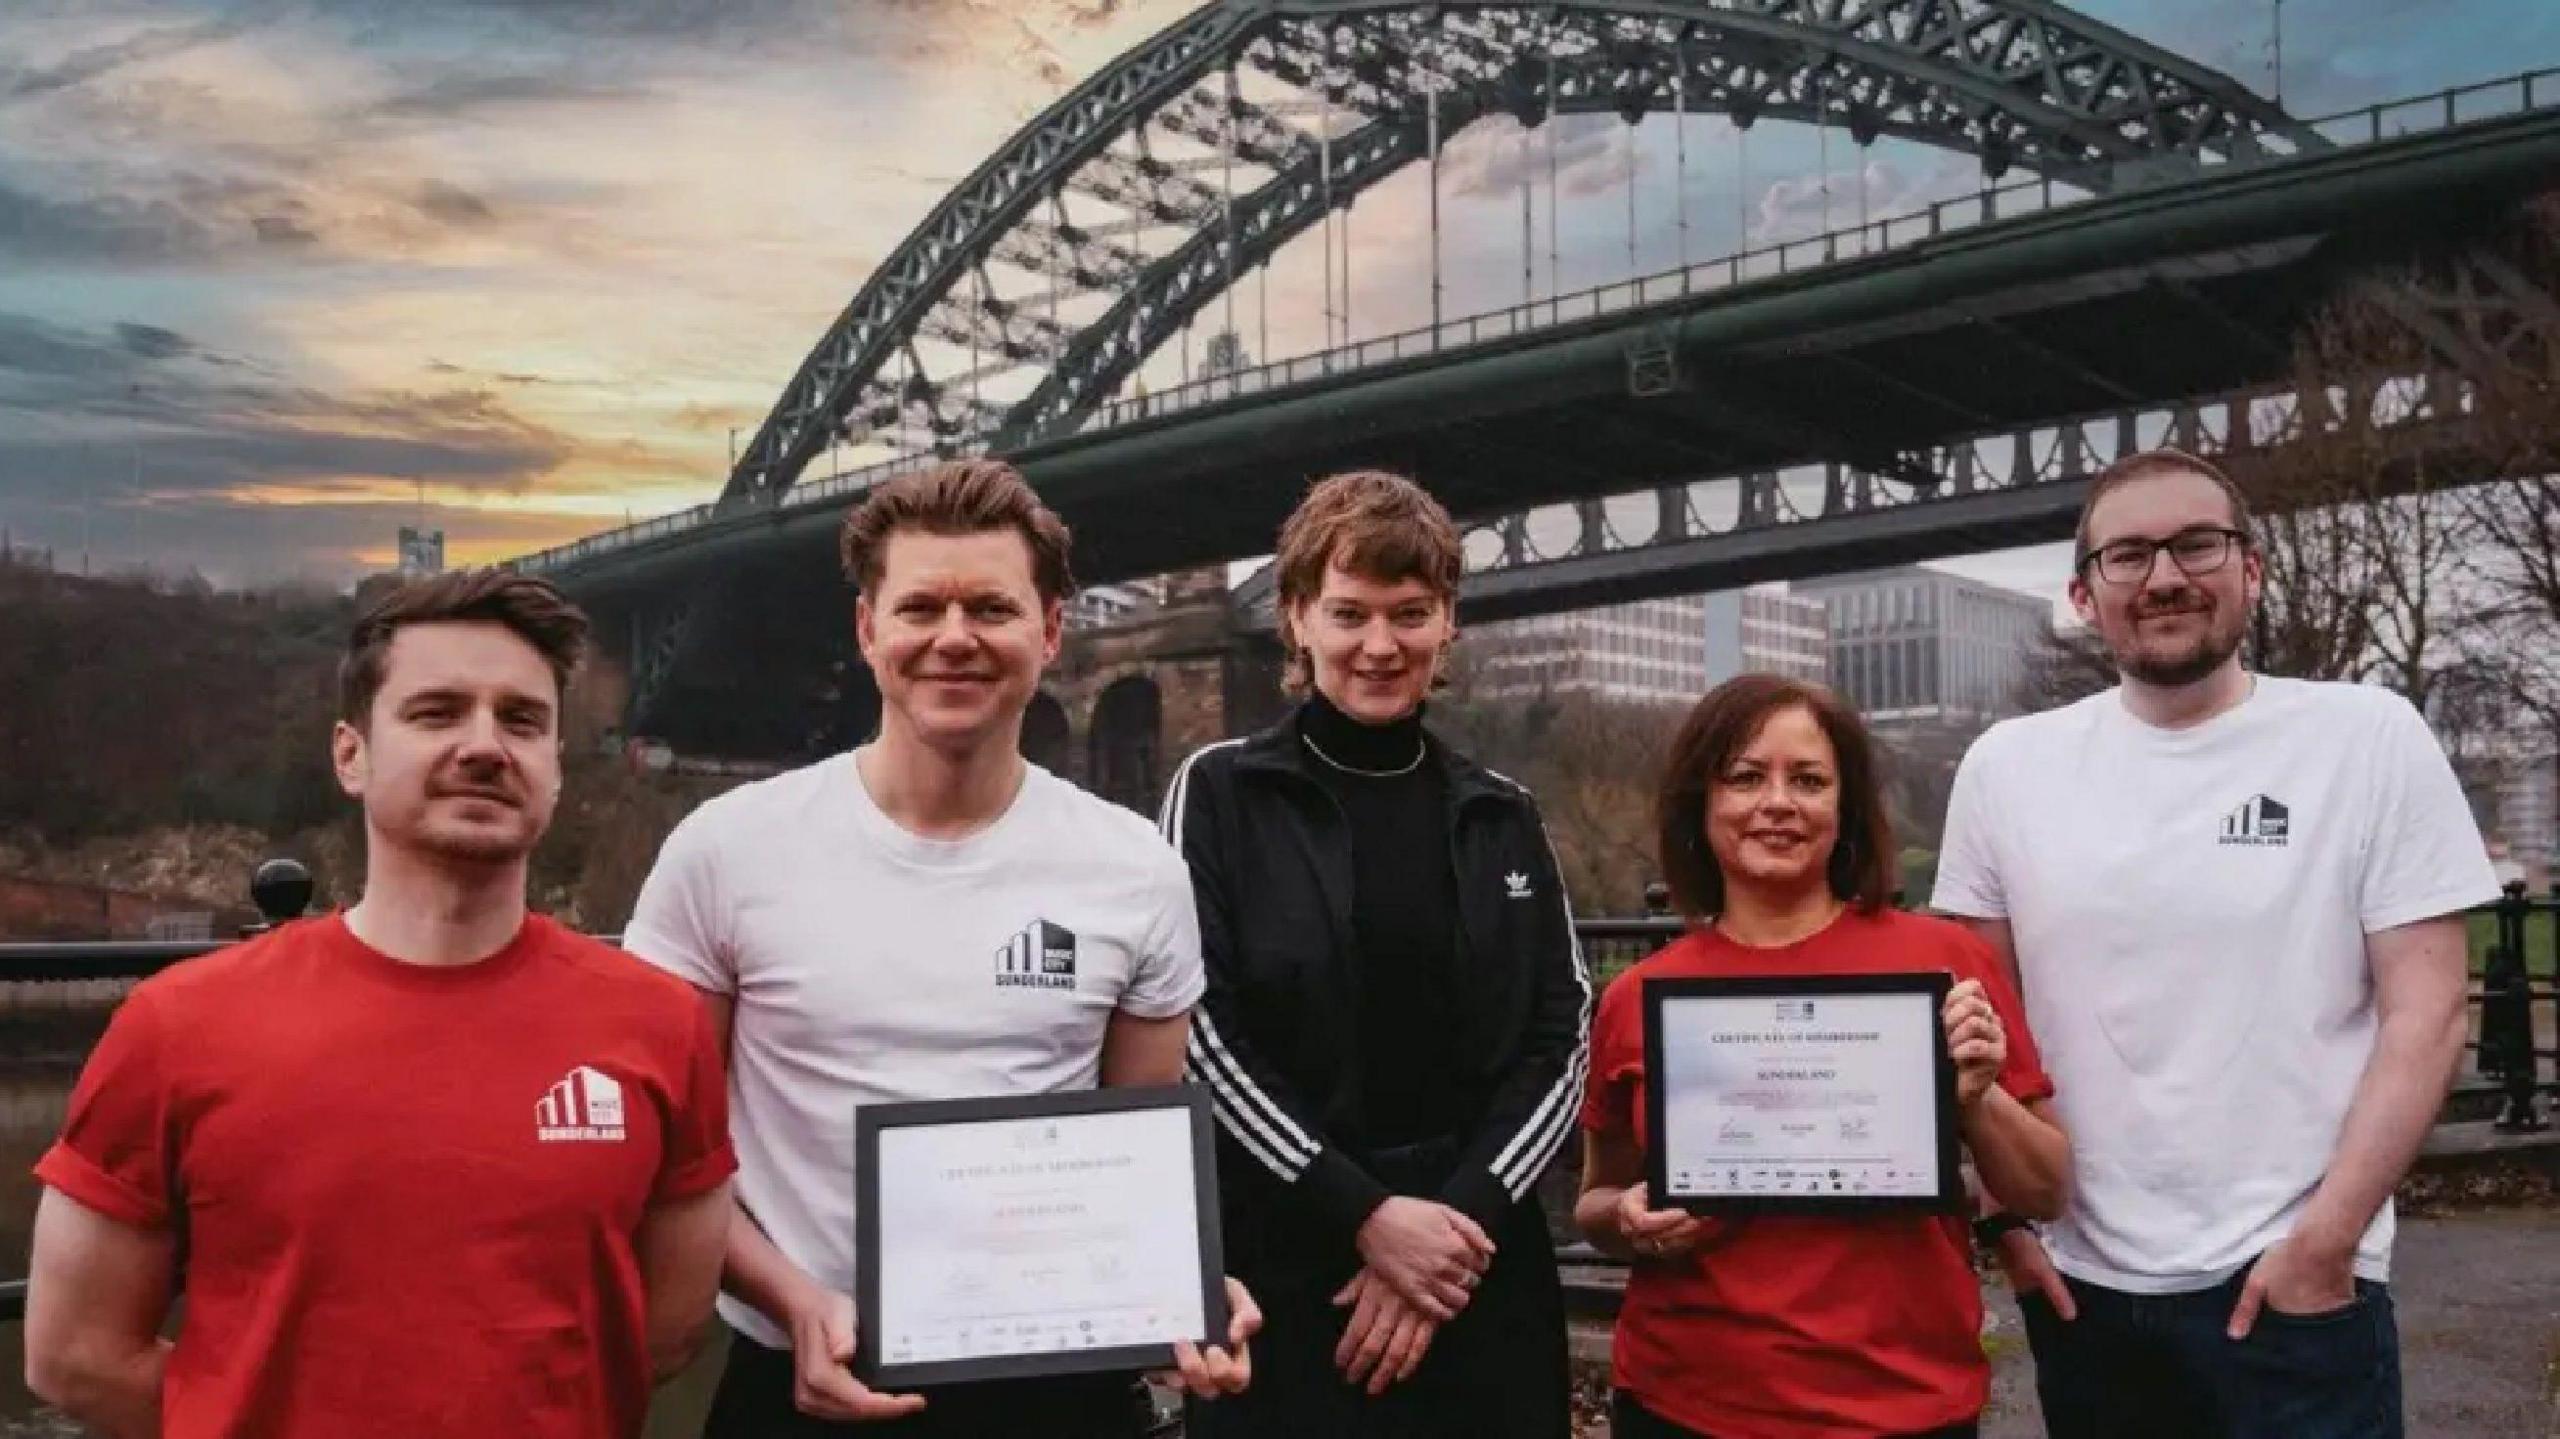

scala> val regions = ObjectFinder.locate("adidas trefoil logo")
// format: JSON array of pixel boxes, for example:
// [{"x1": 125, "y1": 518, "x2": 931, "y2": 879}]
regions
[
  {"x1": 2218, "y1": 794, "x2": 2291, "y2": 848},
  {"x1": 536, "y1": 1066, "x2": 627, "y2": 1143},
  {"x1": 1504, "y1": 871, "x2": 1533, "y2": 899}
]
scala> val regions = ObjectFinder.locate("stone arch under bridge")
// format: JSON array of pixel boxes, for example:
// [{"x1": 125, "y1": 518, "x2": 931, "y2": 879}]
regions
[{"x1": 1037, "y1": 583, "x2": 1290, "y2": 812}]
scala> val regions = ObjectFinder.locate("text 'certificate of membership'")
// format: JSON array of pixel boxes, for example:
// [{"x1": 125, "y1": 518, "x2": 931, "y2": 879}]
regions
[{"x1": 1643, "y1": 973, "x2": 1960, "y2": 1214}]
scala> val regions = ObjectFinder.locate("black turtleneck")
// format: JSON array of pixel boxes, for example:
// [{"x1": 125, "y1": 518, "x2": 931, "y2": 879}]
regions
[{"x1": 1297, "y1": 691, "x2": 1468, "y2": 1150}]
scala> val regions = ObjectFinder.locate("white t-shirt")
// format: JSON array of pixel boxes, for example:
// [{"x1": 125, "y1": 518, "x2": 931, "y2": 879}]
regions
[
  {"x1": 623, "y1": 755, "x2": 1205, "y2": 1347},
  {"x1": 1933, "y1": 677, "x2": 2495, "y2": 1293}
]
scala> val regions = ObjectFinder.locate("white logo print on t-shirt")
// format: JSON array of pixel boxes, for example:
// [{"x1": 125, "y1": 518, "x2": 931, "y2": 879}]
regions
[{"x1": 536, "y1": 1065, "x2": 627, "y2": 1142}]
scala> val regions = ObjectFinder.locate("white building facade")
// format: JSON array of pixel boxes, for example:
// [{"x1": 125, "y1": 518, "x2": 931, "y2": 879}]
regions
[
  {"x1": 1471, "y1": 595, "x2": 1712, "y2": 707},
  {"x1": 1702, "y1": 586, "x2": 1830, "y2": 687},
  {"x1": 1795, "y1": 565, "x2": 2051, "y2": 727}
]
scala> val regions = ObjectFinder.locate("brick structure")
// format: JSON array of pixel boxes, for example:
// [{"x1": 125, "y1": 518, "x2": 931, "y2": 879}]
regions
[{"x1": 1037, "y1": 569, "x2": 1284, "y2": 814}]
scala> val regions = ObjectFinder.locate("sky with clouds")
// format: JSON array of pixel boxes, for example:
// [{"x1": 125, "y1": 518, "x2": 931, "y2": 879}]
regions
[{"x1": 0, "y1": 0, "x2": 2553, "y2": 593}]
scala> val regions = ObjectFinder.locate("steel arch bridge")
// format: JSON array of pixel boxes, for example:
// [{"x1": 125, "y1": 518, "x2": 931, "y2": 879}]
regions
[{"x1": 725, "y1": 0, "x2": 2320, "y2": 505}]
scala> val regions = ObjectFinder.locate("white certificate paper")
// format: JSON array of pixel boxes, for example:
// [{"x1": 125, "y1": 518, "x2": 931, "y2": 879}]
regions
[
  {"x1": 1655, "y1": 987, "x2": 1946, "y2": 1201},
  {"x1": 871, "y1": 1106, "x2": 1207, "y2": 1370}
]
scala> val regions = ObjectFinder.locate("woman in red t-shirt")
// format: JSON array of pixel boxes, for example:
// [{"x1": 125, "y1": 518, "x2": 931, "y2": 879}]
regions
[{"x1": 1576, "y1": 675, "x2": 2071, "y2": 1439}]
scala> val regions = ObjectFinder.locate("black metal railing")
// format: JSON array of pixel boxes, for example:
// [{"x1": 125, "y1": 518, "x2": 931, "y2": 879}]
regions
[
  {"x1": 2472, "y1": 880, "x2": 2558, "y2": 1133},
  {"x1": 3, "y1": 868, "x2": 2554, "y2": 1327}
]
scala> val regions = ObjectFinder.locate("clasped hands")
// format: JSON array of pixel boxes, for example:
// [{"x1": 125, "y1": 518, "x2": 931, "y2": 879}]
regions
[{"x1": 1332, "y1": 1195, "x2": 1496, "y2": 1395}]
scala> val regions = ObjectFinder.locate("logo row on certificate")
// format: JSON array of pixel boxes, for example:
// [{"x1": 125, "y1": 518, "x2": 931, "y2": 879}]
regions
[
  {"x1": 1670, "y1": 1165, "x2": 1931, "y2": 1196},
  {"x1": 889, "y1": 1310, "x2": 1176, "y2": 1365}
]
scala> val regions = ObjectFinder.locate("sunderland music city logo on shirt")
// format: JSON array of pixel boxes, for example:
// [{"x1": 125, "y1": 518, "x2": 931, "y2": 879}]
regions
[
  {"x1": 2219, "y1": 794, "x2": 2292, "y2": 847},
  {"x1": 536, "y1": 1065, "x2": 627, "y2": 1143},
  {"x1": 995, "y1": 919, "x2": 1079, "y2": 990}
]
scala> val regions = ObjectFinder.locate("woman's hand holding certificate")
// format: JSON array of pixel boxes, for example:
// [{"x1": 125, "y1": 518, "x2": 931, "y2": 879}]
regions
[{"x1": 1941, "y1": 978, "x2": 2007, "y2": 1109}]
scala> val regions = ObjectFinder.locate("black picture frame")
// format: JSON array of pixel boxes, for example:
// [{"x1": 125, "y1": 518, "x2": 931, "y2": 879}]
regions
[
  {"x1": 853, "y1": 1084, "x2": 1227, "y2": 1389},
  {"x1": 1641, "y1": 971, "x2": 1963, "y2": 1215}
]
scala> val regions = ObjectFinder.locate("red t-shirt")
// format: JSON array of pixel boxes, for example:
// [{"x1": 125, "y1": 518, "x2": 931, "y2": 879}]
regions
[
  {"x1": 35, "y1": 913, "x2": 736, "y2": 1439},
  {"x1": 1579, "y1": 908, "x2": 2055, "y2": 1439}
]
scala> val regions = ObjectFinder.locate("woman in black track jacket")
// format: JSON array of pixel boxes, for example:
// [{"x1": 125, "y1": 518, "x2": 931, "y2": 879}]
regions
[{"x1": 1159, "y1": 470, "x2": 1591, "y2": 1439}]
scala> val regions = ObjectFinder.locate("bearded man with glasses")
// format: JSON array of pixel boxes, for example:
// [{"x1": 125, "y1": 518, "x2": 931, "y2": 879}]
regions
[{"x1": 1929, "y1": 449, "x2": 2496, "y2": 1438}]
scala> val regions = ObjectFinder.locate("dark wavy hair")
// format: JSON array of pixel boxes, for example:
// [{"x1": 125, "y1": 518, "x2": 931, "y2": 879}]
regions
[{"x1": 1654, "y1": 674, "x2": 1896, "y2": 923}]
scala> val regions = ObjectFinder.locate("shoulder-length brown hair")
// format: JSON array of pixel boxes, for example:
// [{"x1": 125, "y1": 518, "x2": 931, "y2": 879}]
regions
[{"x1": 1654, "y1": 674, "x2": 1896, "y2": 924}]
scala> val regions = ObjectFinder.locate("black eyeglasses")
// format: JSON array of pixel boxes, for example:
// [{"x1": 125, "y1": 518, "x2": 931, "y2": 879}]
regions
[{"x1": 2077, "y1": 526, "x2": 2248, "y2": 586}]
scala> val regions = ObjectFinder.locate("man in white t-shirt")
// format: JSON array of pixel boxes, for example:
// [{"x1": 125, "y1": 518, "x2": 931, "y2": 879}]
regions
[
  {"x1": 625, "y1": 460, "x2": 1259, "y2": 1438},
  {"x1": 1934, "y1": 448, "x2": 2495, "y2": 1439}
]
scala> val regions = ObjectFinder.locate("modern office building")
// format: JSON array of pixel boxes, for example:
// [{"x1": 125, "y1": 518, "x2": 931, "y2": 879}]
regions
[
  {"x1": 1471, "y1": 595, "x2": 1713, "y2": 707},
  {"x1": 1702, "y1": 586, "x2": 1830, "y2": 686},
  {"x1": 1795, "y1": 565, "x2": 2051, "y2": 727}
]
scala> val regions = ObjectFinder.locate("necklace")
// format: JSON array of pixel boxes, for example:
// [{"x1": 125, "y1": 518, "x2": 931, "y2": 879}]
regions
[{"x1": 1300, "y1": 731, "x2": 1427, "y2": 778}]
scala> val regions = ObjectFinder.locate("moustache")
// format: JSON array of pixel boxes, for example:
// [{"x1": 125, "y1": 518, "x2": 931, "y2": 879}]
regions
[{"x1": 2132, "y1": 596, "x2": 2213, "y2": 620}]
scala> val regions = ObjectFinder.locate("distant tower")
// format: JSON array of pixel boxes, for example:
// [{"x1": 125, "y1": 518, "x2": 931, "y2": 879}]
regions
[
  {"x1": 1201, "y1": 328, "x2": 1250, "y2": 376},
  {"x1": 398, "y1": 478, "x2": 445, "y2": 577},
  {"x1": 396, "y1": 526, "x2": 446, "y2": 577}
]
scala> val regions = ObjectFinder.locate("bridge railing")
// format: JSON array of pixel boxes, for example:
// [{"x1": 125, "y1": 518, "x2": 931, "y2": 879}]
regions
[
  {"x1": 1084, "y1": 66, "x2": 2560, "y2": 438},
  {"x1": 2308, "y1": 66, "x2": 2557, "y2": 147},
  {"x1": 500, "y1": 66, "x2": 2560, "y2": 582},
  {"x1": 509, "y1": 453, "x2": 943, "y2": 577}
]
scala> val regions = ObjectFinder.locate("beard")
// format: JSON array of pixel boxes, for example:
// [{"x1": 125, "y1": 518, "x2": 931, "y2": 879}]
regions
[
  {"x1": 414, "y1": 821, "x2": 541, "y2": 865},
  {"x1": 398, "y1": 789, "x2": 546, "y2": 866},
  {"x1": 2110, "y1": 594, "x2": 2245, "y2": 687}
]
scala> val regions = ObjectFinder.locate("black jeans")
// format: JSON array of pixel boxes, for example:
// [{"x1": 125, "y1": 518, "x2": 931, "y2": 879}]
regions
[
  {"x1": 1609, "y1": 1391, "x2": 1977, "y2": 1439},
  {"x1": 2018, "y1": 1262, "x2": 2402, "y2": 1439},
  {"x1": 699, "y1": 1330, "x2": 1153, "y2": 1439}
]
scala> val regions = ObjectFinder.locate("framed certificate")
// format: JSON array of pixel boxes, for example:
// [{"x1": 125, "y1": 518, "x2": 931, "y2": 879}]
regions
[
  {"x1": 1642, "y1": 973, "x2": 1962, "y2": 1214},
  {"x1": 853, "y1": 1085, "x2": 1227, "y2": 1389}
]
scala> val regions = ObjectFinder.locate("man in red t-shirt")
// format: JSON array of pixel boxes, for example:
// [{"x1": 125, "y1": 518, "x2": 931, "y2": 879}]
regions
[{"x1": 26, "y1": 570, "x2": 736, "y2": 1439}]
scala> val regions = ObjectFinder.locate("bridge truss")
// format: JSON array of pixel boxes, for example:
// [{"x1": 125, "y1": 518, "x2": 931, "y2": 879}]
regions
[
  {"x1": 726, "y1": 0, "x2": 2317, "y2": 503},
  {"x1": 1375, "y1": 232, "x2": 2560, "y2": 618}
]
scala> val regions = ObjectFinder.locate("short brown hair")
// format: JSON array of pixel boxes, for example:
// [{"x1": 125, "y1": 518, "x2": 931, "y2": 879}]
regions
[
  {"x1": 1272, "y1": 470, "x2": 1463, "y2": 691},
  {"x1": 340, "y1": 569, "x2": 590, "y2": 727},
  {"x1": 838, "y1": 459, "x2": 1075, "y2": 604},
  {"x1": 1654, "y1": 674, "x2": 1896, "y2": 923},
  {"x1": 2074, "y1": 447, "x2": 2254, "y2": 569}
]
